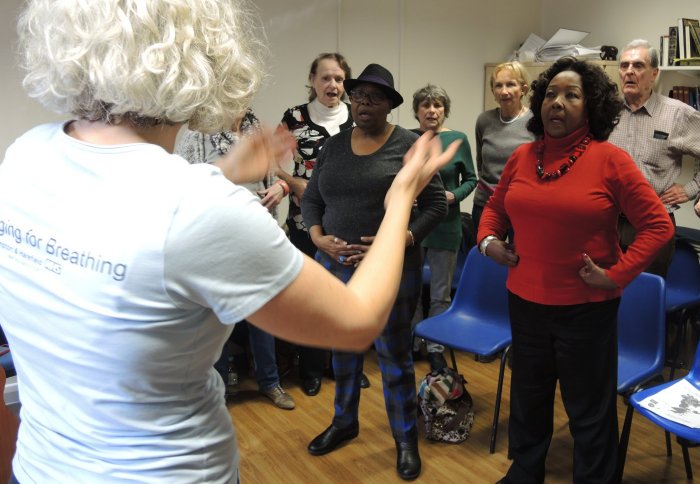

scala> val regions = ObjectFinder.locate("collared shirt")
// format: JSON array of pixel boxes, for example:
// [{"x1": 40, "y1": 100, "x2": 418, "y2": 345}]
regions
[{"x1": 608, "y1": 91, "x2": 700, "y2": 211}]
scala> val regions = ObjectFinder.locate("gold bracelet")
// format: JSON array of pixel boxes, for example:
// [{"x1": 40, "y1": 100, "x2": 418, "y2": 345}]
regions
[{"x1": 407, "y1": 229, "x2": 415, "y2": 247}]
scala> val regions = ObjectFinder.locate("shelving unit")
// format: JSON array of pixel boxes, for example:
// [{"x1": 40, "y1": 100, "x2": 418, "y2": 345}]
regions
[
  {"x1": 656, "y1": 66, "x2": 700, "y2": 98},
  {"x1": 659, "y1": 66, "x2": 700, "y2": 78}
]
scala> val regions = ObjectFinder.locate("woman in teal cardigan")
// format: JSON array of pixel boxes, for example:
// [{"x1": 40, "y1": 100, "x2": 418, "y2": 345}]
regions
[{"x1": 410, "y1": 84, "x2": 477, "y2": 371}]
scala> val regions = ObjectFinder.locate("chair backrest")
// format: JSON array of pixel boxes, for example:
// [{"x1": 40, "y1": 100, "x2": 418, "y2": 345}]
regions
[
  {"x1": 687, "y1": 341, "x2": 700, "y2": 387},
  {"x1": 666, "y1": 240, "x2": 700, "y2": 309},
  {"x1": 451, "y1": 246, "x2": 510, "y2": 323},
  {"x1": 617, "y1": 272, "x2": 666, "y2": 377}
]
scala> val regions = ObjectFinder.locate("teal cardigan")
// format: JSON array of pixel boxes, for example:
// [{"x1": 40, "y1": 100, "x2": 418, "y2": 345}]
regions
[{"x1": 421, "y1": 130, "x2": 477, "y2": 251}]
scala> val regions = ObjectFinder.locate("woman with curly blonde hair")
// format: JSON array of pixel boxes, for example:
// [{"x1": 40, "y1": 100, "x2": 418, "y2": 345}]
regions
[{"x1": 0, "y1": 1, "x2": 459, "y2": 482}]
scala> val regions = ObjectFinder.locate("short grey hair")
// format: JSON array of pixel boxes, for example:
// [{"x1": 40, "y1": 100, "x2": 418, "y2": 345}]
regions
[
  {"x1": 622, "y1": 39, "x2": 659, "y2": 68},
  {"x1": 412, "y1": 84, "x2": 451, "y2": 120}
]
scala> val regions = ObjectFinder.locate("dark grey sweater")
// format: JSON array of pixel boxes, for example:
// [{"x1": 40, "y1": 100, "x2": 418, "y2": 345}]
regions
[{"x1": 301, "y1": 126, "x2": 447, "y2": 260}]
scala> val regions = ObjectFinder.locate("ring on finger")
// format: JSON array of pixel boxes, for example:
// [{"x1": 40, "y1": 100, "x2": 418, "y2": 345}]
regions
[{"x1": 338, "y1": 255, "x2": 346, "y2": 263}]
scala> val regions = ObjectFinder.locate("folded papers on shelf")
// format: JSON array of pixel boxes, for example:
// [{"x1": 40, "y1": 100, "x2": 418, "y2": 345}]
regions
[{"x1": 514, "y1": 28, "x2": 601, "y2": 62}]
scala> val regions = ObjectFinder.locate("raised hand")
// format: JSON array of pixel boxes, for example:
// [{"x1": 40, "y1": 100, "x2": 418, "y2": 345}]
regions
[
  {"x1": 384, "y1": 131, "x2": 461, "y2": 209},
  {"x1": 216, "y1": 125, "x2": 295, "y2": 185}
]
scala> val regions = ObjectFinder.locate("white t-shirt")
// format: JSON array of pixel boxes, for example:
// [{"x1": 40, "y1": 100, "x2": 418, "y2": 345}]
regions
[{"x1": 0, "y1": 123, "x2": 303, "y2": 483}]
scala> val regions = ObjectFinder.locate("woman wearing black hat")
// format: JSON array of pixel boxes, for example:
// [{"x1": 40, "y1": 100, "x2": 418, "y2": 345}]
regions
[{"x1": 301, "y1": 63, "x2": 449, "y2": 480}]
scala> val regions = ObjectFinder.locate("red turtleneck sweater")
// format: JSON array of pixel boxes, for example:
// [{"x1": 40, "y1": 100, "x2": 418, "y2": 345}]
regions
[{"x1": 477, "y1": 125, "x2": 674, "y2": 305}]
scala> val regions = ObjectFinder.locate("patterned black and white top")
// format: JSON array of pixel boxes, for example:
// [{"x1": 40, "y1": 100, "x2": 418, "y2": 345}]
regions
[{"x1": 281, "y1": 100, "x2": 353, "y2": 230}]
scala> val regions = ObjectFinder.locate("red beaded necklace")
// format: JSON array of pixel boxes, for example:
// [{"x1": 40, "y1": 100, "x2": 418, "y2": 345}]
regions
[{"x1": 535, "y1": 133, "x2": 592, "y2": 181}]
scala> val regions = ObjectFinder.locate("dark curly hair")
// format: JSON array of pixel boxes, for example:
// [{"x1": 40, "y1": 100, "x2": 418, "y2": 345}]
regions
[{"x1": 527, "y1": 57, "x2": 623, "y2": 141}]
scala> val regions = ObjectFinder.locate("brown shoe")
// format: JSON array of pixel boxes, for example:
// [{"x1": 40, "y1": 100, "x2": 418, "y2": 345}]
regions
[{"x1": 260, "y1": 384, "x2": 295, "y2": 410}]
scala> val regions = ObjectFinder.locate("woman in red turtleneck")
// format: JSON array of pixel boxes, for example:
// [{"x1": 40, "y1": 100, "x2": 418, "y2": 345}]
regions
[{"x1": 478, "y1": 57, "x2": 674, "y2": 484}]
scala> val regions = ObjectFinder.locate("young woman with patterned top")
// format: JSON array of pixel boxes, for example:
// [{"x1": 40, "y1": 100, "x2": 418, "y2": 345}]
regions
[{"x1": 175, "y1": 109, "x2": 296, "y2": 411}]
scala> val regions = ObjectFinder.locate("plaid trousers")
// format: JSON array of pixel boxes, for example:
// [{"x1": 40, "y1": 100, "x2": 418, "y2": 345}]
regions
[{"x1": 315, "y1": 250, "x2": 420, "y2": 442}]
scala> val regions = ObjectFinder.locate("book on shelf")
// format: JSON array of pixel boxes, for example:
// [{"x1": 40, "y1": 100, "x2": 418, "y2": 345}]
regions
[
  {"x1": 669, "y1": 26, "x2": 679, "y2": 66},
  {"x1": 678, "y1": 19, "x2": 686, "y2": 59},
  {"x1": 691, "y1": 25, "x2": 700, "y2": 56},
  {"x1": 660, "y1": 35, "x2": 669, "y2": 66},
  {"x1": 679, "y1": 18, "x2": 700, "y2": 59},
  {"x1": 669, "y1": 85, "x2": 700, "y2": 111}
]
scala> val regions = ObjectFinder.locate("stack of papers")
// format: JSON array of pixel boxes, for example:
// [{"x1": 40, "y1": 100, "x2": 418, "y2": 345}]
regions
[
  {"x1": 638, "y1": 379, "x2": 700, "y2": 429},
  {"x1": 516, "y1": 29, "x2": 601, "y2": 62}
]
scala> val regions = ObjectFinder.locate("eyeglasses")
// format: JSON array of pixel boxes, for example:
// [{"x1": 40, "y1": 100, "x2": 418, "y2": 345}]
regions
[
  {"x1": 619, "y1": 61, "x2": 650, "y2": 73},
  {"x1": 349, "y1": 89, "x2": 388, "y2": 105}
]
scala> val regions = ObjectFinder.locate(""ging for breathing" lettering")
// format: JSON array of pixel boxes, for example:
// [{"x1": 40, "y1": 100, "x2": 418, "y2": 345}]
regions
[
  {"x1": 1, "y1": 218, "x2": 127, "y2": 282},
  {"x1": 45, "y1": 238, "x2": 127, "y2": 282}
]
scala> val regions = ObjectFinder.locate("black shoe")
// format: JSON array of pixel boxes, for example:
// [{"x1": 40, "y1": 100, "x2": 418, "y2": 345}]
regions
[
  {"x1": 308, "y1": 423, "x2": 359, "y2": 456},
  {"x1": 427, "y1": 352, "x2": 447, "y2": 372},
  {"x1": 477, "y1": 353, "x2": 498, "y2": 363},
  {"x1": 302, "y1": 377, "x2": 322, "y2": 396},
  {"x1": 360, "y1": 373, "x2": 370, "y2": 389},
  {"x1": 396, "y1": 441, "x2": 421, "y2": 480}
]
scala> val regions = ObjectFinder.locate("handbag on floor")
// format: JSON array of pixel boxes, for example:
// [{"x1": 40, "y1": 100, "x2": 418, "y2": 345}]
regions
[{"x1": 417, "y1": 366, "x2": 474, "y2": 443}]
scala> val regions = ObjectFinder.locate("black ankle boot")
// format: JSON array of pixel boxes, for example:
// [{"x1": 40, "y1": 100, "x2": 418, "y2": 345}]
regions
[
  {"x1": 307, "y1": 423, "x2": 359, "y2": 456},
  {"x1": 395, "y1": 440, "x2": 421, "y2": 480}
]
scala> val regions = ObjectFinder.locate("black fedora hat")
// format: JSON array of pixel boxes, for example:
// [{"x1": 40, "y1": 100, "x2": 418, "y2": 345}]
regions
[{"x1": 343, "y1": 63, "x2": 403, "y2": 108}]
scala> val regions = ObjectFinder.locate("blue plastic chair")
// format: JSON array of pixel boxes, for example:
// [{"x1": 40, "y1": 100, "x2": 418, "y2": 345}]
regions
[
  {"x1": 0, "y1": 346, "x2": 12, "y2": 379},
  {"x1": 616, "y1": 272, "x2": 667, "y2": 479},
  {"x1": 414, "y1": 245, "x2": 511, "y2": 454},
  {"x1": 630, "y1": 341, "x2": 700, "y2": 479},
  {"x1": 666, "y1": 239, "x2": 700, "y2": 381}
]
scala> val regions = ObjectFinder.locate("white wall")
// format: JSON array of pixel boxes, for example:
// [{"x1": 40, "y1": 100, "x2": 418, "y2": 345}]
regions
[
  {"x1": 540, "y1": 0, "x2": 699, "y2": 48},
  {"x1": 251, "y1": 0, "x2": 540, "y2": 137},
  {"x1": 0, "y1": 1, "x2": 63, "y2": 153},
  {"x1": 1, "y1": 0, "x2": 698, "y2": 228}
]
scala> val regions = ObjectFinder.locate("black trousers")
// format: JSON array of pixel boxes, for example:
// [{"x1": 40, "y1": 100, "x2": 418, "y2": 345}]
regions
[
  {"x1": 504, "y1": 292, "x2": 620, "y2": 484},
  {"x1": 288, "y1": 223, "x2": 327, "y2": 380}
]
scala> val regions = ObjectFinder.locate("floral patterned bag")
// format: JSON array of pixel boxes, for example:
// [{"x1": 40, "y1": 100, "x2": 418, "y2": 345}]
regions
[{"x1": 417, "y1": 367, "x2": 474, "y2": 443}]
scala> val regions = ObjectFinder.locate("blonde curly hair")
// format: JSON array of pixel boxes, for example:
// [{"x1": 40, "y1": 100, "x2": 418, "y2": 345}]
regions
[{"x1": 18, "y1": 0, "x2": 268, "y2": 133}]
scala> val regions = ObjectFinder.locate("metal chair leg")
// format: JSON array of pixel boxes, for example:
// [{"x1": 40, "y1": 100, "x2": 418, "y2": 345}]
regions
[
  {"x1": 449, "y1": 348, "x2": 458, "y2": 373},
  {"x1": 490, "y1": 345, "x2": 510, "y2": 454},
  {"x1": 679, "y1": 438, "x2": 694, "y2": 480},
  {"x1": 617, "y1": 398, "x2": 635, "y2": 483},
  {"x1": 669, "y1": 309, "x2": 688, "y2": 381}
]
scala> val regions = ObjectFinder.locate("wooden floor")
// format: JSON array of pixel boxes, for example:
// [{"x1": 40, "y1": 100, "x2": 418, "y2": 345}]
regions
[{"x1": 228, "y1": 350, "x2": 699, "y2": 483}]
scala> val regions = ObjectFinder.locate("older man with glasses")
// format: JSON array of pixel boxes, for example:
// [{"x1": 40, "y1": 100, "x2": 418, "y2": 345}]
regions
[{"x1": 609, "y1": 38, "x2": 700, "y2": 277}]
